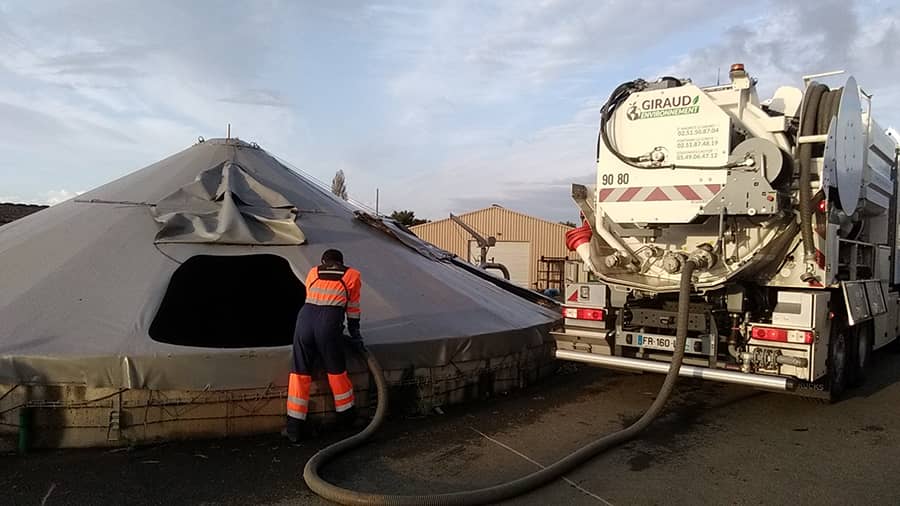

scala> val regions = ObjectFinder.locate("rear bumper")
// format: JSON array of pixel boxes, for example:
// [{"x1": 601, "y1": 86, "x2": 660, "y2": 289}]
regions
[{"x1": 556, "y1": 349, "x2": 796, "y2": 392}]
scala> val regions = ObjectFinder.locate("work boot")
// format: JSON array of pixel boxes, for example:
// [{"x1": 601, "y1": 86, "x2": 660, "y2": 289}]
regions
[
  {"x1": 282, "y1": 416, "x2": 301, "y2": 444},
  {"x1": 282, "y1": 417, "x2": 317, "y2": 444},
  {"x1": 335, "y1": 406, "x2": 365, "y2": 431},
  {"x1": 280, "y1": 427, "x2": 300, "y2": 444}
]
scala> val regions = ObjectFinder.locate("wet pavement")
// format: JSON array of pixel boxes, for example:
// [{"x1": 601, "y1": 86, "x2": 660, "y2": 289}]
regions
[{"x1": 4, "y1": 348, "x2": 900, "y2": 505}]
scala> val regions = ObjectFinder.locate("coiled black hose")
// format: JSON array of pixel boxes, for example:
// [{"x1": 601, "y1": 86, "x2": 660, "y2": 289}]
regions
[
  {"x1": 798, "y1": 83, "x2": 842, "y2": 264},
  {"x1": 303, "y1": 260, "x2": 698, "y2": 505}
]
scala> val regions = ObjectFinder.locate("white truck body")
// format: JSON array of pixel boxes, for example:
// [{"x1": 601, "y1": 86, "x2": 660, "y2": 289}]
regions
[{"x1": 559, "y1": 66, "x2": 900, "y2": 399}]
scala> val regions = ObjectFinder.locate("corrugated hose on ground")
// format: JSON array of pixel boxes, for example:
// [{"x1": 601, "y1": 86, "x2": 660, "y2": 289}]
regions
[{"x1": 303, "y1": 260, "x2": 698, "y2": 505}]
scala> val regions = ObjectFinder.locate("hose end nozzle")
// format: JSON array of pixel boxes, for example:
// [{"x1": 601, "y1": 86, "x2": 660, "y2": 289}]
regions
[
  {"x1": 688, "y1": 245, "x2": 717, "y2": 271},
  {"x1": 800, "y1": 270, "x2": 818, "y2": 283}
]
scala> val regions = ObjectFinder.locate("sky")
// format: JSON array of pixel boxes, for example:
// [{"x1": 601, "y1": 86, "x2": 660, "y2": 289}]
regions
[{"x1": 0, "y1": 0, "x2": 898, "y2": 221}]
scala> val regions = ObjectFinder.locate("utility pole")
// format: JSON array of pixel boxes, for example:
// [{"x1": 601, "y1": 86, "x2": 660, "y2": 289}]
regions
[{"x1": 376, "y1": 188, "x2": 380, "y2": 215}]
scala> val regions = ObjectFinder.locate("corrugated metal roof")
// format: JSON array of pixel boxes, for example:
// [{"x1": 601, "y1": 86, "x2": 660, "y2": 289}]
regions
[{"x1": 415, "y1": 205, "x2": 574, "y2": 233}]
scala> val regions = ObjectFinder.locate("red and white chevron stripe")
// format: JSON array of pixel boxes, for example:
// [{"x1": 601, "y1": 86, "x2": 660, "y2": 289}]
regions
[{"x1": 598, "y1": 184, "x2": 722, "y2": 203}]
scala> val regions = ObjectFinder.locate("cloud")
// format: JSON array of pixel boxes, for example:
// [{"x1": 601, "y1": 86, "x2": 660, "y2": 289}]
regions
[
  {"x1": 0, "y1": 189, "x2": 83, "y2": 206},
  {"x1": 340, "y1": 1, "x2": 759, "y2": 220},
  {"x1": 219, "y1": 89, "x2": 292, "y2": 108},
  {"x1": 41, "y1": 189, "x2": 82, "y2": 206},
  {"x1": 370, "y1": 99, "x2": 603, "y2": 221},
  {"x1": 381, "y1": 0, "x2": 742, "y2": 122},
  {"x1": 1, "y1": 0, "x2": 896, "y2": 227},
  {"x1": 36, "y1": 46, "x2": 149, "y2": 80},
  {"x1": 0, "y1": 101, "x2": 71, "y2": 141},
  {"x1": 0, "y1": 0, "x2": 307, "y2": 201},
  {"x1": 367, "y1": 0, "x2": 899, "y2": 223},
  {"x1": 448, "y1": 172, "x2": 595, "y2": 223},
  {"x1": 664, "y1": 0, "x2": 900, "y2": 123}
]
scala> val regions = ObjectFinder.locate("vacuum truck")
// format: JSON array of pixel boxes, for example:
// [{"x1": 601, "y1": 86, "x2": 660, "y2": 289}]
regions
[{"x1": 558, "y1": 64, "x2": 900, "y2": 400}]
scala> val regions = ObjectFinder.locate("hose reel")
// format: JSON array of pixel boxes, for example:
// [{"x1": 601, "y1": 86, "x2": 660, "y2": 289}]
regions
[{"x1": 799, "y1": 76, "x2": 864, "y2": 271}]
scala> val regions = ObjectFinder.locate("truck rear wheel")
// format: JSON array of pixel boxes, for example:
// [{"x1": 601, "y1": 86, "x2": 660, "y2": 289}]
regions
[
  {"x1": 849, "y1": 322, "x2": 873, "y2": 387},
  {"x1": 828, "y1": 319, "x2": 849, "y2": 400}
]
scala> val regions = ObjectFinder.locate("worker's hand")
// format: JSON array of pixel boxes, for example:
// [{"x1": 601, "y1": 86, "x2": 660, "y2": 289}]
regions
[
  {"x1": 345, "y1": 318, "x2": 365, "y2": 353},
  {"x1": 347, "y1": 319, "x2": 362, "y2": 339},
  {"x1": 344, "y1": 333, "x2": 367, "y2": 354}
]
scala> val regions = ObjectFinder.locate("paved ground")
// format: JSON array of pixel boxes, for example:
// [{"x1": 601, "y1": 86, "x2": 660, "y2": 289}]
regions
[{"x1": 5, "y1": 348, "x2": 900, "y2": 505}]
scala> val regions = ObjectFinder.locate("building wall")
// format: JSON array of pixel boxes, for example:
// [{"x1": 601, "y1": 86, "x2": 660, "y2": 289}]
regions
[{"x1": 411, "y1": 206, "x2": 576, "y2": 289}]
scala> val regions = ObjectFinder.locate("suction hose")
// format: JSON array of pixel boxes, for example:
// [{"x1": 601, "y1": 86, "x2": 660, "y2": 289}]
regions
[
  {"x1": 798, "y1": 83, "x2": 827, "y2": 266},
  {"x1": 798, "y1": 83, "x2": 842, "y2": 274},
  {"x1": 304, "y1": 260, "x2": 698, "y2": 505}
]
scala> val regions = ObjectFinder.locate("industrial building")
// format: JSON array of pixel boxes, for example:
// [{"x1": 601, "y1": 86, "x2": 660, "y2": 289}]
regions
[{"x1": 411, "y1": 205, "x2": 576, "y2": 292}]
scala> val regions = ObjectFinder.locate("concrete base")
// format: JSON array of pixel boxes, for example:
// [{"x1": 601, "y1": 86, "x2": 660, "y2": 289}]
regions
[{"x1": 0, "y1": 343, "x2": 556, "y2": 448}]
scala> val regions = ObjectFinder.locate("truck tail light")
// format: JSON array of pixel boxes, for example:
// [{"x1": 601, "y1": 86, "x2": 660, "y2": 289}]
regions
[
  {"x1": 563, "y1": 307, "x2": 605, "y2": 321},
  {"x1": 752, "y1": 326, "x2": 814, "y2": 344}
]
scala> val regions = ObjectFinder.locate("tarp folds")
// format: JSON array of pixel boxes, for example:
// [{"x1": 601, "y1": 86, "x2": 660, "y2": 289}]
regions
[{"x1": 153, "y1": 161, "x2": 305, "y2": 245}]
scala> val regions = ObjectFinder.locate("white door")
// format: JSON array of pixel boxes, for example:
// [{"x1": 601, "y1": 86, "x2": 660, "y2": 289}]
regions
[{"x1": 469, "y1": 241, "x2": 531, "y2": 287}]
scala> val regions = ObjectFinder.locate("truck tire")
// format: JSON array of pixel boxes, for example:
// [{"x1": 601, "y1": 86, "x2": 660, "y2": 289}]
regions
[
  {"x1": 827, "y1": 319, "x2": 850, "y2": 400},
  {"x1": 849, "y1": 322, "x2": 873, "y2": 387}
]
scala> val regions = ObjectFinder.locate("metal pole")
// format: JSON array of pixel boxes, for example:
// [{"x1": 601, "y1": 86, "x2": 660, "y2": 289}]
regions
[
  {"x1": 376, "y1": 188, "x2": 379, "y2": 215},
  {"x1": 891, "y1": 149, "x2": 900, "y2": 287},
  {"x1": 555, "y1": 349, "x2": 794, "y2": 391},
  {"x1": 802, "y1": 70, "x2": 845, "y2": 87}
]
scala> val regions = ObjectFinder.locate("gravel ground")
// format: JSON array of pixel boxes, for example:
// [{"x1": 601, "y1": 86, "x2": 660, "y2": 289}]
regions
[{"x1": 4, "y1": 348, "x2": 900, "y2": 505}]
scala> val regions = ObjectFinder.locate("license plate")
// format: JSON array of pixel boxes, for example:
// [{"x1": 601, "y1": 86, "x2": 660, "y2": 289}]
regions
[
  {"x1": 631, "y1": 334, "x2": 706, "y2": 354},
  {"x1": 636, "y1": 334, "x2": 676, "y2": 351}
]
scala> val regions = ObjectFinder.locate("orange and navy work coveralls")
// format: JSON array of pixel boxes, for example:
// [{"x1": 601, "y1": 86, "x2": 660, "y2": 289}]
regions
[{"x1": 286, "y1": 264, "x2": 362, "y2": 423}]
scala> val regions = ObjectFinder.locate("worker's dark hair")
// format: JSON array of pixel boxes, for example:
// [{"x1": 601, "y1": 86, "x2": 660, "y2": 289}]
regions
[{"x1": 321, "y1": 249, "x2": 344, "y2": 266}]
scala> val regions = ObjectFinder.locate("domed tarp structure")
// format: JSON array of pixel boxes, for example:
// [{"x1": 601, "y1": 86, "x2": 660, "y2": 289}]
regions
[{"x1": 0, "y1": 138, "x2": 560, "y2": 448}]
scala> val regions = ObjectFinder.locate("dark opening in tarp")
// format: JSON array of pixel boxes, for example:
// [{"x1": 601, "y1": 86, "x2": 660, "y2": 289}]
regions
[{"x1": 149, "y1": 254, "x2": 305, "y2": 348}]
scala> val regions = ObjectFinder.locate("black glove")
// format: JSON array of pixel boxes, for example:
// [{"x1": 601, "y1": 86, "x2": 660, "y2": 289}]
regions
[
  {"x1": 344, "y1": 334, "x2": 366, "y2": 354},
  {"x1": 346, "y1": 318, "x2": 361, "y2": 339},
  {"x1": 345, "y1": 319, "x2": 365, "y2": 354}
]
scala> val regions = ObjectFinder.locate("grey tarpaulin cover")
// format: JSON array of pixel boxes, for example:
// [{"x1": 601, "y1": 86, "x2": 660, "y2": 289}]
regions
[{"x1": 0, "y1": 138, "x2": 559, "y2": 390}]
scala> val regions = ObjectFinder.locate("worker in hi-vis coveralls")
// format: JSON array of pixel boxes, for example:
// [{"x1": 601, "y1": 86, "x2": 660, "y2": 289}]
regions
[{"x1": 284, "y1": 248, "x2": 363, "y2": 442}]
